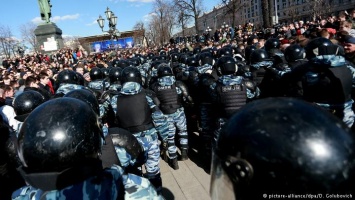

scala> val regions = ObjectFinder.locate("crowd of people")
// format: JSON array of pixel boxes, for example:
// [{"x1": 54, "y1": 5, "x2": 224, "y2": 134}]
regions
[{"x1": 1, "y1": 8, "x2": 355, "y2": 200}]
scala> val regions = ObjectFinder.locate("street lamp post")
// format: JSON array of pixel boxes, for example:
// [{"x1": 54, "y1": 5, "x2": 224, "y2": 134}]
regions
[
  {"x1": 214, "y1": 12, "x2": 225, "y2": 31},
  {"x1": 97, "y1": 7, "x2": 121, "y2": 51},
  {"x1": 205, "y1": 26, "x2": 212, "y2": 41}
]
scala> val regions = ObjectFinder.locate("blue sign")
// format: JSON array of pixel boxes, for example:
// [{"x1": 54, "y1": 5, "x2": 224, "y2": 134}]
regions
[{"x1": 90, "y1": 37, "x2": 134, "y2": 52}]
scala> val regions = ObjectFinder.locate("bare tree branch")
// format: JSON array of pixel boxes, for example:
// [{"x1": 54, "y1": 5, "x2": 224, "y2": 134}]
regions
[
  {"x1": 20, "y1": 22, "x2": 37, "y2": 52},
  {"x1": 173, "y1": 0, "x2": 204, "y2": 34}
]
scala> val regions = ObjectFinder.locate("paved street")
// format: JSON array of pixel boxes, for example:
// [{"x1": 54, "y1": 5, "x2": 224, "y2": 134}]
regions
[{"x1": 160, "y1": 132, "x2": 212, "y2": 200}]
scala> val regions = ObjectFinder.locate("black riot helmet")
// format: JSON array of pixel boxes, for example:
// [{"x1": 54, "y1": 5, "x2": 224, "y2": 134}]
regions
[
  {"x1": 101, "y1": 67, "x2": 110, "y2": 78},
  {"x1": 75, "y1": 72, "x2": 85, "y2": 86},
  {"x1": 129, "y1": 57, "x2": 141, "y2": 67},
  {"x1": 89, "y1": 67, "x2": 104, "y2": 81},
  {"x1": 216, "y1": 56, "x2": 237, "y2": 75},
  {"x1": 18, "y1": 98, "x2": 102, "y2": 173},
  {"x1": 109, "y1": 67, "x2": 123, "y2": 84},
  {"x1": 201, "y1": 48, "x2": 213, "y2": 55},
  {"x1": 57, "y1": 70, "x2": 79, "y2": 85},
  {"x1": 170, "y1": 53, "x2": 180, "y2": 63},
  {"x1": 157, "y1": 64, "x2": 174, "y2": 78},
  {"x1": 305, "y1": 37, "x2": 337, "y2": 60},
  {"x1": 249, "y1": 49, "x2": 270, "y2": 64},
  {"x1": 284, "y1": 44, "x2": 306, "y2": 62},
  {"x1": 147, "y1": 52, "x2": 155, "y2": 60},
  {"x1": 186, "y1": 56, "x2": 199, "y2": 67},
  {"x1": 179, "y1": 54, "x2": 189, "y2": 64},
  {"x1": 211, "y1": 97, "x2": 355, "y2": 200},
  {"x1": 13, "y1": 91, "x2": 45, "y2": 122},
  {"x1": 198, "y1": 52, "x2": 214, "y2": 65},
  {"x1": 159, "y1": 50, "x2": 167, "y2": 56},
  {"x1": 151, "y1": 60, "x2": 164, "y2": 70},
  {"x1": 182, "y1": 47, "x2": 190, "y2": 53},
  {"x1": 152, "y1": 56, "x2": 161, "y2": 62},
  {"x1": 121, "y1": 66, "x2": 142, "y2": 85},
  {"x1": 193, "y1": 47, "x2": 201, "y2": 55},
  {"x1": 244, "y1": 45, "x2": 257, "y2": 63},
  {"x1": 116, "y1": 60, "x2": 130, "y2": 68},
  {"x1": 159, "y1": 55, "x2": 167, "y2": 61},
  {"x1": 218, "y1": 47, "x2": 233, "y2": 58},
  {"x1": 64, "y1": 89, "x2": 100, "y2": 115},
  {"x1": 264, "y1": 38, "x2": 281, "y2": 52}
]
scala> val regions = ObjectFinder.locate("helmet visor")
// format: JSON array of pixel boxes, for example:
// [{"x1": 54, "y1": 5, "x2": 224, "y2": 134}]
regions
[{"x1": 210, "y1": 151, "x2": 236, "y2": 200}]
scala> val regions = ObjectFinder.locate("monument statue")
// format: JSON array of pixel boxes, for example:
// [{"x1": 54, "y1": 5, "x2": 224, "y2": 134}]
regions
[
  {"x1": 37, "y1": 0, "x2": 52, "y2": 23},
  {"x1": 35, "y1": 0, "x2": 64, "y2": 52}
]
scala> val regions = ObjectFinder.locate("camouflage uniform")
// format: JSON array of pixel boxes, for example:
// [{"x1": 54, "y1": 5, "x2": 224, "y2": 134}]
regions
[
  {"x1": 12, "y1": 165, "x2": 162, "y2": 200},
  {"x1": 112, "y1": 82, "x2": 169, "y2": 193},
  {"x1": 88, "y1": 80, "x2": 115, "y2": 137},
  {"x1": 153, "y1": 76, "x2": 188, "y2": 159},
  {"x1": 209, "y1": 75, "x2": 259, "y2": 148},
  {"x1": 55, "y1": 83, "x2": 87, "y2": 95},
  {"x1": 193, "y1": 64, "x2": 216, "y2": 158}
]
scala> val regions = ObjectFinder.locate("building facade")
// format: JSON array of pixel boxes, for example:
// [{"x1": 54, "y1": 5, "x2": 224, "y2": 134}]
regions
[{"x1": 178, "y1": 0, "x2": 355, "y2": 36}]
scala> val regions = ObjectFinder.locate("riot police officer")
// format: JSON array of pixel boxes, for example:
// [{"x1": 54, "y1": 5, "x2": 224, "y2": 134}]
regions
[
  {"x1": 280, "y1": 44, "x2": 308, "y2": 97},
  {"x1": 13, "y1": 90, "x2": 46, "y2": 123},
  {"x1": 150, "y1": 64, "x2": 193, "y2": 170},
  {"x1": 249, "y1": 49, "x2": 276, "y2": 98},
  {"x1": 210, "y1": 97, "x2": 355, "y2": 199},
  {"x1": 12, "y1": 98, "x2": 161, "y2": 199},
  {"x1": 63, "y1": 89, "x2": 144, "y2": 175},
  {"x1": 55, "y1": 69, "x2": 86, "y2": 96},
  {"x1": 209, "y1": 56, "x2": 258, "y2": 151},
  {"x1": 282, "y1": 37, "x2": 355, "y2": 127},
  {"x1": 88, "y1": 67, "x2": 110, "y2": 95},
  {"x1": 108, "y1": 67, "x2": 123, "y2": 96},
  {"x1": 112, "y1": 66, "x2": 169, "y2": 194}
]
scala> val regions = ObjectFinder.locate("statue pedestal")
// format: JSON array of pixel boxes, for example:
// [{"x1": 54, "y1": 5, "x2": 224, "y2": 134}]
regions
[{"x1": 34, "y1": 23, "x2": 64, "y2": 54}]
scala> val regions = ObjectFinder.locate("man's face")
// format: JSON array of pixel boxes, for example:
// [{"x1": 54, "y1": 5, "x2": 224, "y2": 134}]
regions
[
  {"x1": 343, "y1": 43, "x2": 355, "y2": 54},
  {"x1": 76, "y1": 67, "x2": 84, "y2": 75},
  {"x1": 41, "y1": 76, "x2": 50, "y2": 85}
]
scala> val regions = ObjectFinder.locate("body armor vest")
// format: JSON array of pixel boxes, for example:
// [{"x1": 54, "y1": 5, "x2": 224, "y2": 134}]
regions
[
  {"x1": 302, "y1": 64, "x2": 352, "y2": 104},
  {"x1": 216, "y1": 82, "x2": 247, "y2": 118},
  {"x1": 116, "y1": 91, "x2": 153, "y2": 132},
  {"x1": 153, "y1": 83, "x2": 181, "y2": 114}
]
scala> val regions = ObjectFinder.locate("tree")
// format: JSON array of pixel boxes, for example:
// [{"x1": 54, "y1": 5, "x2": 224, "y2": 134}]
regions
[
  {"x1": 20, "y1": 22, "x2": 37, "y2": 52},
  {"x1": 133, "y1": 21, "x2": 146, "y2": 47},
  {"x1": 175, "y1": 9, "x2": 191, "y2": 37},
  {"x1": 284, "y1": 0, "x2": 302, "y2": 23},
  {"x1": 0, "y1": 24, "x2": 17, "y2": 58},
  {"x1": 306, "y1": 0, "x2": 332, "y2": 21},
  {"x1": 62, "y1": 36, "x2": 80, "y2": 50},
  {"x1": 261, "y1": 0, "x2": 272, "y2": 28},
  {"x1": 173, "y1": 0, "x2": 204, "y2": 34},
  {"x1": 221, "y1": 0, "x2": 249, "y2": 28},
  {"x1": 150, "y1": 0, "x2": 175, "y2": 46}
]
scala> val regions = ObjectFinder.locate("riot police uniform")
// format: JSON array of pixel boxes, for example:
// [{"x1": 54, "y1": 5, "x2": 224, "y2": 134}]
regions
[
  {"x1": 55, "y1": 70, "x2": 87, "y2": 96},
  {"x1": 150, "y1": 64, "x2": 192, "y2": 170},
  {"x1": 209, "y1": 56, "x2": 258, "y2": 150},
  {"x1": 12, "y1": 98, "x2": 161, "y2": 199},
  {"x1": 211, "y1": 97, "x2": 355, "y2": 199},
  {"x1": 282, "y1": 37, "x2": 355, "y2": 127},
  {"x1": 113, "y1": 67, "x2": 169, "y2": 194}
]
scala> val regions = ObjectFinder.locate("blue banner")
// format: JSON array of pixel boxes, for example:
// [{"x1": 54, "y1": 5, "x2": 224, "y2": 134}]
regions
[{"x1": 90, "y1": 37, "x2": 134, "y2": 52}]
